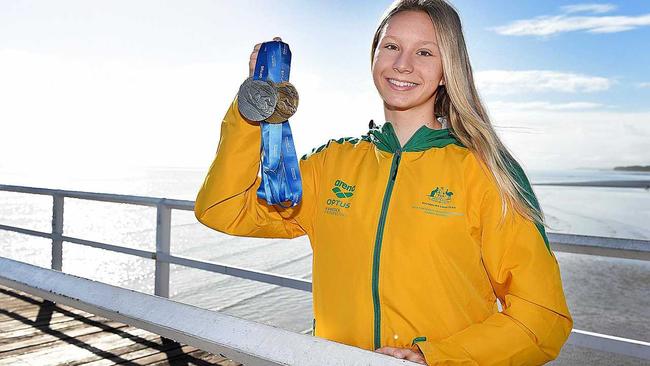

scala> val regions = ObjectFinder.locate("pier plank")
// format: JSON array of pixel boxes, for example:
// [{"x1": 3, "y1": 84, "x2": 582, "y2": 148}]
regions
[
  {"x1": 72, "y1": 333, "x2": 184, "y2": 366},
  {"x1": 0, "y1": 318, "x2": 128, "y2": 353},
  {"x1": 0, "y1": 305, "x2": 91, "y2": 323},
  {"x1": 147, "y1": 350, "x2": 241, "y2": 366},
  {"x1": 115, "y1": 344, "x2": 201, "y2": 365},
  {"x1": 0, "y1": 287, "x2": 93, "y2": 324},
  {"x1": 0, "y1": 299, "x2": 53, "y2": 313},
  {"x1": 0, "y1": 310, "x2": 94, "y2": 333},
  {"x1": 0, "y1": 285, "x2": 240, "y2": 366},
  {"x1": 0, "y1": 315, "x2": 111, "y2": 341},
  {"x1": 2, "y1": 327, "x2": 159, "y2": 365}
]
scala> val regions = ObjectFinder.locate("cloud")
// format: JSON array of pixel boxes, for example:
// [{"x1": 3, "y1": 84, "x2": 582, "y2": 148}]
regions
[
  {"x1": 475, "y1": 70, "x2": 613, "y2": 95},
  {"x1": 560, "y1": 3, "x2": 617, "y2": 14},
  {"x1": 637, "y1": 82, "x2": 650, "y2": 89},
  {"x1": 491, "y1": 8, "x2": 650, "y2": 36}
]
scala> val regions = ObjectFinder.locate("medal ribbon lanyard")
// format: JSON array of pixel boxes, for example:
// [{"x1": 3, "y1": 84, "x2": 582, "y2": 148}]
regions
[{"x1": 253, "y1": 42, "x2": 303, "y2": 207}]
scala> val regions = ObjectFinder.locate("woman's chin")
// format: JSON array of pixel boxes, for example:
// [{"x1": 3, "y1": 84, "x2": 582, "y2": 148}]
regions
[{"x1": 383, "y1": 99, "x2": 417, "y2": 111}]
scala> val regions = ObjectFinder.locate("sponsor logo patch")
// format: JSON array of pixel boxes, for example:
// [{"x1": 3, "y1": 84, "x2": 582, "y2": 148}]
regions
[{"x1": 324, "y1": 179, "x2": 355, "y2": 216}]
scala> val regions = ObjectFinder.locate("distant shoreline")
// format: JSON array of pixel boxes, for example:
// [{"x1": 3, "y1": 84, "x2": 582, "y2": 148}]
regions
[{"x1": 613, "y1": 165, "x2": 650, "y2": 172}]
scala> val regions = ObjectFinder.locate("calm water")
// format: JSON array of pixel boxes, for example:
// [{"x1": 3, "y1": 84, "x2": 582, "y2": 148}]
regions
[{"x1": 1, "y1": 166, "x2": 649, "y2": 343}]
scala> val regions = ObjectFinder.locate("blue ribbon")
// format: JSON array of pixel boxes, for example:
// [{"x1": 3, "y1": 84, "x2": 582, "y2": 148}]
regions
[{"x1": 253, "y1": 41, "x2": 302, "y2": 208}]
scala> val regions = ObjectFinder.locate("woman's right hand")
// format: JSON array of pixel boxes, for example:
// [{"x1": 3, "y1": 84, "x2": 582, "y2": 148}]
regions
[{"x1": 249, "y1": 36, "x2": 283, "y2": 78}]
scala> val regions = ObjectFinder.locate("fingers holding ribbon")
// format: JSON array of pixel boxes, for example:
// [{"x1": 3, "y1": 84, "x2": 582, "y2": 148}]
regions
[{"x1": 249, "y1": 43, "x2": 262, "y2": 78}]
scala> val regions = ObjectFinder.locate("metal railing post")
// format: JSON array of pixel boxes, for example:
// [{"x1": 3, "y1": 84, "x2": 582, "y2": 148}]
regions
[
  {"x1": 51, "y1": 194, "x2": 64, "y2": 271},
  {"x1": 155, "y1": 202, "x2": 171, "y2": 298}
]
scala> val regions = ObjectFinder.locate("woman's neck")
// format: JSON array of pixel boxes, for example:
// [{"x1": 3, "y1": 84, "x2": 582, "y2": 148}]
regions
[{"x1": 384, "y1": 102, "x2": 442, "y2": 148}]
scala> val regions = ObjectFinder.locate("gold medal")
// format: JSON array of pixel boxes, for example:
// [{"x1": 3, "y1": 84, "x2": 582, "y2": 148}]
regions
[{"x1": 265, "y1": 81, "x2": 299, "y2": 123}]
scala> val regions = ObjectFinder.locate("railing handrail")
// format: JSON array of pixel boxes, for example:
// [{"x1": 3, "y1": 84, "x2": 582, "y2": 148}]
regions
[
  {"x1": 0, "y1": 183, "x2": 193, "y2": 209},
  {"x1": 1, "y1": 182, "x2": 649, "y2": 361}
]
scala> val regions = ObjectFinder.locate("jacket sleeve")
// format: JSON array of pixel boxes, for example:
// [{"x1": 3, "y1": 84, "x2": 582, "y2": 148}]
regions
[
  {"x1": 415, "y1": 157, "x2": 573, "y2": 365},
  {"x1": 194, "y1": 95, "x2": 319, "y2": 239}
]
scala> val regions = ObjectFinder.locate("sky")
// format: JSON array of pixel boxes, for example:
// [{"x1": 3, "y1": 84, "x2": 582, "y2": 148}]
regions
[{"x1": 1, "y1": 0, "x2": 649, "y2": 176}]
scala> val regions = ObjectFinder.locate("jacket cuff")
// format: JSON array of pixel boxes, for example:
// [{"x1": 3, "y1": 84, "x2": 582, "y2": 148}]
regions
[{"x1": 414, "y1": 340, "x2": 478, "y2": 365}]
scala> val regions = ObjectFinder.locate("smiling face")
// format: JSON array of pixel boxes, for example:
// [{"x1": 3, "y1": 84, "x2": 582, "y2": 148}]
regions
[{"x1": 372, "y1": 10, "x2": 444, "y2": 112}]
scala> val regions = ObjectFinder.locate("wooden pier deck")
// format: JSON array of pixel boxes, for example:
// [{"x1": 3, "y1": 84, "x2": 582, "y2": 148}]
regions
[{"x1": 0, "y1": 284, "x2": 241, "y2": 366}]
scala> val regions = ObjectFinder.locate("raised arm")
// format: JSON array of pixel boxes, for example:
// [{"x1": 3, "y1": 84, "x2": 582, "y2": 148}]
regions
[{"x1": 194, "y1": 95, "x2": 318, "y2": 239}]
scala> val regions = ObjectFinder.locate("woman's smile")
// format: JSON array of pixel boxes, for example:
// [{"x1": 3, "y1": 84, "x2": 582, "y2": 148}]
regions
[{"x1": 385, "y1": 77, "x2": 419, "y2": 91}]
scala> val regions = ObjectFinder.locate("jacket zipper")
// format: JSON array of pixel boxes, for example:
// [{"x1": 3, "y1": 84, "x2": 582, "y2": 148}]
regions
[{"x1": 371, "y1": 148, "x2": 402, "y2": 350}]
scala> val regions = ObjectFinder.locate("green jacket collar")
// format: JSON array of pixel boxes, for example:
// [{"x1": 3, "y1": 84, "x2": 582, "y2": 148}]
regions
[{"x1": 367, "y1": 121, "x2": 462, "y2": 153}]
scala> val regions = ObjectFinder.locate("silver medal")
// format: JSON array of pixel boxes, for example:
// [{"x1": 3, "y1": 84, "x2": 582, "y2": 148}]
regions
[{"x1": 237, "y1": 77, "x2": 278, "y2": 121}]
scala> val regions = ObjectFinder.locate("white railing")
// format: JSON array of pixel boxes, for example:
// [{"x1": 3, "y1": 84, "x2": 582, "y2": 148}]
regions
[{"x1": 0, "y1": 183, "x2": 649, "y2": 362}]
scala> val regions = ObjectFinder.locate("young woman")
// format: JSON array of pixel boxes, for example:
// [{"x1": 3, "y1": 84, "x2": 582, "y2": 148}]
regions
[{"x1": 195, "y1": 0, "x2": 573, "y2": 364}]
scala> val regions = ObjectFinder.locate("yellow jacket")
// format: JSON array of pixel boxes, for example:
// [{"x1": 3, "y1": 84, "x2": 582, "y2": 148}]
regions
[{"x1": 195, "y1": 96, "x2": 573, "y2": 365}]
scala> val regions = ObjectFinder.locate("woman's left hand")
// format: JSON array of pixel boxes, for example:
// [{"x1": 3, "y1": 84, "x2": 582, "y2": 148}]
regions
[{"x1": 375, "y1": 346, "x2": 428, "y2": 365}]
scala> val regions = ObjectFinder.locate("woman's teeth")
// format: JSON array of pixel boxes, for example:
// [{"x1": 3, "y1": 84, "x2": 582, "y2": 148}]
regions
[{"x1": 388, "y1": 78, "x2": 417, "y2": 87}]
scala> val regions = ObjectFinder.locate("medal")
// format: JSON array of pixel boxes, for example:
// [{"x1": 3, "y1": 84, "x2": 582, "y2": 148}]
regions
[
  {"x1": 237, "y1": 77, "x2": 278, "y2": 121},
  {"x1": 265, "y1": 81, "x2": 299, "y2": 123}
]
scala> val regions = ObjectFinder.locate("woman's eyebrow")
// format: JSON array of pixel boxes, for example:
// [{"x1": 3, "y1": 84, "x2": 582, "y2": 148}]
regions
[{"x1": 383, "y1": 34, "x2": 437, "y2": 46}]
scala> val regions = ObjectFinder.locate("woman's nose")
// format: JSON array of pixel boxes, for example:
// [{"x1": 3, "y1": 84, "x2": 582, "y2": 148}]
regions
[{"x1": 393, "y1": 52, "x2": 413, "y2": 73}]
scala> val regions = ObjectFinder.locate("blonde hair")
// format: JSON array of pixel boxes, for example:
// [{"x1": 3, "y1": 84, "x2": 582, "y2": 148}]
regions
[{"x1": 371, "y1": 0, "x2": 545, "y2": 227}]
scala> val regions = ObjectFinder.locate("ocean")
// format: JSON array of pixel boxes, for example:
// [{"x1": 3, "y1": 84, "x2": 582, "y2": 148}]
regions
[{"x1": 1, "y1": 166, "x2": 649, "y2": 354}]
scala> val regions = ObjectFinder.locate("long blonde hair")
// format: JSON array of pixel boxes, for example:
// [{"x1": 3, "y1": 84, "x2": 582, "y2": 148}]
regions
[{"x1": 371, "y1": 0, "x2": 545, "y2": 227}]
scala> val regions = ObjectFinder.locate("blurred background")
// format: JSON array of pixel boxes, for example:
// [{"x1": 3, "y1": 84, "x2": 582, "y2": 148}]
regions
[{"x1": 1, "y1": 1, "x2": 648, "y2": 364}]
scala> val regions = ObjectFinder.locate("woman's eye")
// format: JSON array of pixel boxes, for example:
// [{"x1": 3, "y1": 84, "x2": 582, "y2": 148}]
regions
[
  {"x1": 384, "y1": 44, "x2": 398, "y2": 50},
  {"x1": 418, "y1": 50, "x2": 433, "y2": 57}
]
